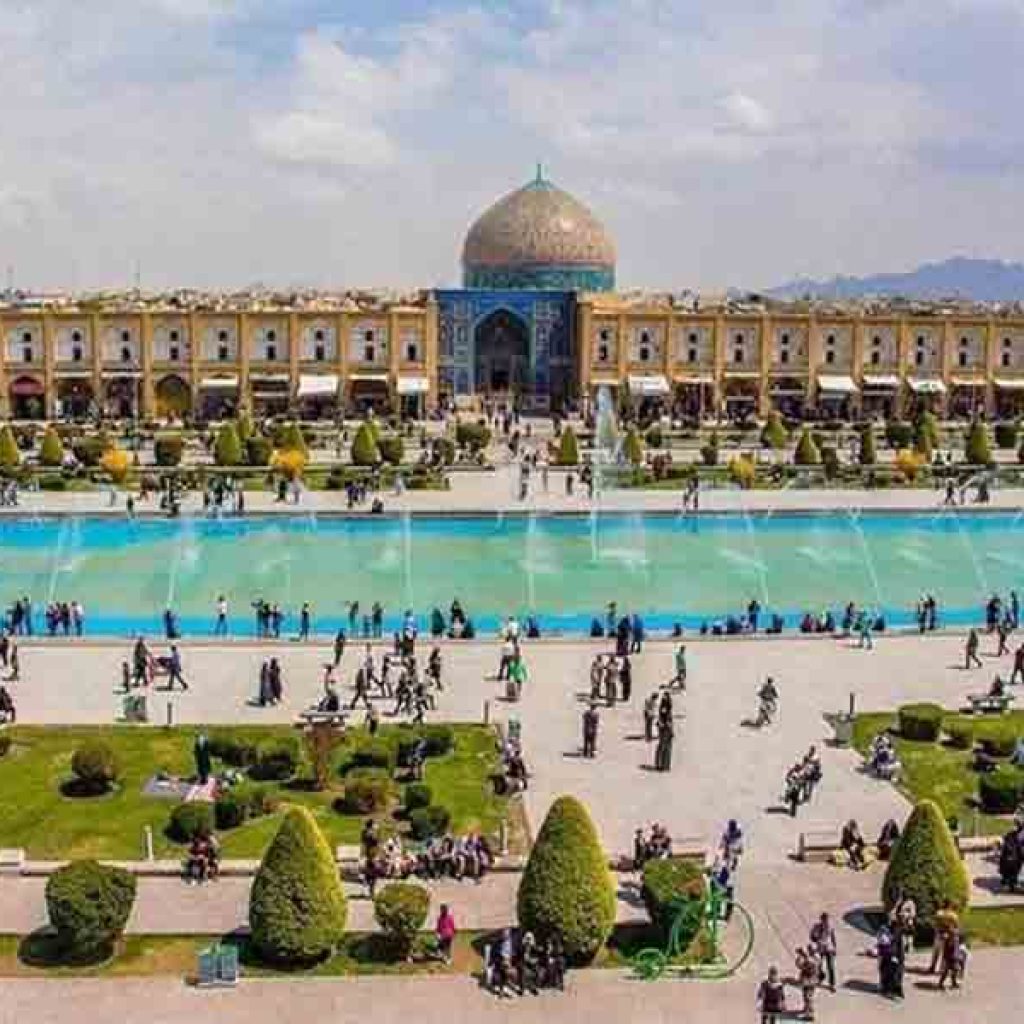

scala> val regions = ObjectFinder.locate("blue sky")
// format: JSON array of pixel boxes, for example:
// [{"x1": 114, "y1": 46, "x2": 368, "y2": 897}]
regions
[{"x1": 2, "y1": 0, "x2": 1024, "y2": 291}]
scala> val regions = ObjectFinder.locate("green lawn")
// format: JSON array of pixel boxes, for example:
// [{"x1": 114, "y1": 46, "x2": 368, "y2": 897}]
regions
[
  {"x1": 852, "y1": 711, "x2": 1024, "y2": 836},
  {"x1": 0, "y1": 725, "x2": 509, "y2": 860}
]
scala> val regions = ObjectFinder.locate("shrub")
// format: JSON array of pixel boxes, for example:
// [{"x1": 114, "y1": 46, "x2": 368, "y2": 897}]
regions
[
  {"x1": 246, "y1": 435, "x2": 273, "y2": 467},
  {"x1": 271, "y1": 448, "x2": 307, "y2": 481},
  {"x1": 214, "y1": 790, "x2": 248, "y2": 830},
  {"x1": 858, "y1": 425, "x2": 877, "y2": 466},
  {"x1": 45, "y1": 860, "x2": 136, "y2": 960},
  {"x1": 70, "y1": 742, "x2": 121, "y2": 795},
  {"x1": 408, "y1": 804, "x2": 451, "y2": 840},
  {"x1": 339, "y1": 771, "x2": 396, "y2": 814},
  {"x1": 433, "y1": 437, "x2": 456, "y2": 466},
  {"x1": 153, "y1": 434, "x2": 184, "y2": 467},
  {"x1": 235, "y1": 413, "x2": 254, "y2": 444},
  {"x1": 793, "y1": 428, "x2": 821, "y2": 466},
  {"x1": 235, "y1": 782, "x2": 278, "y2": 818},
  {"x1": 214, "y1": 422, "x2": 244, "y2": 466},
  {"x1": 557, "y1": 427, "x2": 580, "y2": 466},
  {"x1": 641, "y1": 857, "x2": 706, "y2": 946},
  {"x1": 71, "y1": 436, "x2": 107, "y2": 467},
  {"x1": 898, "y1": 703, "x2": 944, "y2": 742},
  {"x1": 964, "y1": 420, "x2": 992, "y2": 466},
  {"x1": 207, "y1": 732, "x2": 258, "y2": 767},
  {"x1": 700, "y1": 431, "x2": 720, "y2": 467},
  {"x1": 820, "y1": 445, "x2": 840, "y2": 480},
  {"x1": 1019, "y1": 439, "x2": 1024, "y2": 465},
  {"x1": 979, "y1": 766, "x2": 1024, "y2": 813},
  {"x1": 0, "y1": 425, "x2": 20, "y2": 468},
  {"x1": 404, "y1": 783, "x2": 433, "y2": 812},
  {"x1": 249, "y1": 807, "x2": 347, "y2": 965},
  {"x1": 397, "y1": 725, "x2": 454, "y2": 766},
  {"x1": 913, "y1": 411, "x2": 939, "y2": 458},
  {"x1": 622, "y1": 427, "x2": 644, "y2": 466},
  {"x1": 885, "y1": 420, "x2": 913, "y2": 449},
  {"x1": 882, "y1": 799, "x2": 969, "y2": 936},
  {"x1": 38, "y1": 474, "x2": 67, "y2": 491},
  {"x1": 760, "y1": 412, "x2": 787, "y2": 450},
  {"x1": 0, "y1": 734, "x2": 10, "y2": 758},
  {"x1": 250, "y1": 738, "x2": 301, "y2": 781},
  {"x1": 727, "y1": 455, "x2": 755, "y2": 489},
  {"x1": 975, "y1": 721, "x2": 1019, "y2": 758},
  {"x1": 378, "y1": 435, "x2": 404, "y2": 466},
  {"x1": 99, "y1": 448, "x2": 131, "y2": 484},
  {"x1": 455, "y1": 421, "x2": 491, "y2": 451},
  {"x1": 351, "y1": 422, "x2": 380, "y2": 467},
  {"x1": 278, "y1": 422, "x2": 308, "y2": 457},
  {"x1": 944, "y1": 721, "x2": 975, "y2": 750},
  {"x1": 894, "y1": 448, "x2": 926, "y2": 482},
  {"x1": 994, "y1": 421, "x2": 1019, "y2": 450},
  {"x1": 374, "y1": 882, "x2": 430, "y2": 958},
  {"x1": 347, "y1": 739, "x2": 395, "y2": 773},
  {"x1": 645, "y1": 425, "x2": 663, "y2": 448},
  {"x1": 39, "y1": 425, "x2": 65, "y2": 467},
  {"x1": 517, "y1": 794, "x2": 616, "y2": 964},
  {"x1": 168, "y1": 801, "x2": 215, "y2": 842}
]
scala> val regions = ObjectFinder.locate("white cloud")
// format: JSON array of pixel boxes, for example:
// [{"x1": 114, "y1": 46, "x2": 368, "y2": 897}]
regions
[{"x1": 721, "y1": 92, "x2": 773, "y2": 133}]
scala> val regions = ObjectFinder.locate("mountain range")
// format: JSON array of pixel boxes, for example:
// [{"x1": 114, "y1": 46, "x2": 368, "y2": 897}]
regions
[{"x1": 766, "y1": 258, "x2": 1024, "y2": 302}]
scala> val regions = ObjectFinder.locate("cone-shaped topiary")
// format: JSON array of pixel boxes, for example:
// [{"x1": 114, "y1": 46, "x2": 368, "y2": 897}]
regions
[
  {"x1": 913, "y1": 411, "x2": 939, "y2": 458},
  {"x1": 793, "y1": 428, "x2": 821, "y2": 466},
  {"x1": 964, "y1": 419, "x2": 991, "y2": 466},
  {"x1": 279, "y1": 422, "x2": 309, "y2": 457},
  {"x1": 882, "y1": 799, "x2": 969, "y2": 936},
  {"x1": 858, "y1": 425, "x2": 877, "y2": 466},
  {"x1": 760, "y1": 412, "x2": 787, "y2": 451},
  {"x1": 351, "y1": 422, "x2": 380, "y2": 467},
  {"x1": 39, "y1": 425, "x2": 64, "y2": 467},
  {"x1": 0, "y1": 424, "x2": 20, "y2": 468},
  {"x1": 249, "y1": 806, "x2": 347, "y2": 965},
  {"x1": 214, "y1": 422, "x2": 243, "y2": 466},
  {"x1": 517, "y1": 794, "x2": 616, "y2": 964},
  {"x1": 622, "y1": 426, "x2": 644, "y2": 466},
  {"x1": 557, "y1": 427, "x2": 580, "y2": 466},
  {"x1": 235, "y1": 412, "x2": 254, "y2": 444}
]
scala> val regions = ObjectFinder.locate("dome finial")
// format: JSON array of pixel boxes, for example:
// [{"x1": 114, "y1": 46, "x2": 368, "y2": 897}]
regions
[{"x1": 535, "y1": 162, "x2": 545, "y2": 184}]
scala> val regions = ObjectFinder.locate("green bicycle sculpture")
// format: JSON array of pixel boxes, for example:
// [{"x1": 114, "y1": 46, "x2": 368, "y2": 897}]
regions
[{"x1": 632, "y1": 880, "x2": 755, "y2": 981}]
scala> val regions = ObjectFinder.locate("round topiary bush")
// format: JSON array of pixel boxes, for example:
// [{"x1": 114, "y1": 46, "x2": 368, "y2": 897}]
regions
[
  {"x1": 45, "y1": 860, "x2": 136, "y2": 962},
  {"x1": 214, "y1": 790, "x2": 248, "y2": 830},
  {"x1": 39, "y1": 425, "x2": 65, "y2": 467},
  {"x1": 994, "y1": 421, "x2": 1019, "y2": 450},
  {"x1": 517, "y1": 794, "x2": 616, "y2": 964},
  {"x1": 979, "y1": 766, "x2": 1024, "y2": 813},
  {"x1": 378, "y1": 435, "x2": 404, "y2": 466},
  {"x1": 397, "y1": 725, "x2": 455, "y2": 767},
  {"x1": 898, "y1": 703, "x2": 944, "y2": 742},
  {"x1": 153, "y1": 434, "x2": 184, "y2": 467},
  {"x1": 249, "y1": 807, "x2": 347, "y2": 965},
  {"x1": 250, "y1": 738, "x2": 300, "y2": 781},
  {"x1": 347, "y1": 740, "x2": 395, "y2": 773},
  {"x1": 246, "y1": 435, "x2": 273, "y2": 467},
  {"x1": 404, "y1": 783, "x2": 433, "y2": 812},
  {"x1": 338, "y1": 771, "x2": 396, "y2": 815},
  {"x1": 557, "y1": 427, "x2": 579, "y2": 467},
  {"x1": 975, "y1": 722, "x2": 1019, "y2": 758},
  {"x1": 944, "y1": 721, "x2": 975, "y2": 750},
  {"x1": 214, "y1": 422, "x2": 243, "y2": 466},
  {"x1": 207, "y1": 732, "x2": 258, "y2": 767},
  {"x1": 373, "y1": 882, "x2": 430, "y2": 959},
  {"x1": 882, "y1": 799, "x2": 969, "y2": 937},
  {"x1": 168, "y1": 801, "x2": 215, "y2": 843},
  {"x1": 641, "y1": 857, "x2": 706, "y2": 946},
  {"x1": 408, "y1": 804, "x2": 451, "y2": 840},
  {"x1": 69, "y1": 742, "x2": 121, "y2": 796}
]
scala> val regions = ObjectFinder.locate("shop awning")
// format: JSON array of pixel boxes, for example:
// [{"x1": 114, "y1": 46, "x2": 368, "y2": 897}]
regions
[
  {"x1": 250, "y1": 373, "x2": 290, "y2": 395},
  {"x1": 862, "y1": 374, "x2": 901, "y2": 389},
  {"x1": 297, "y1": 374, "x2": 338, "y2": 398},
  {"x1": 908, "y1": 377, "x2": 947, "y2": 395},
  {"x1": 349, "y1": 372, "x2": 389, "y2": 383},
  {"x1": 106, "y1": 369, "x2": 142, "y2": 378},
  {"x1": 817, "y1": 374, "x2": 858, "y2": 394},
  {"x1": 55, "y1": 369, "x2": 93, "y2": 379},
  {"x1": 673, "y1": 373, "x2": 714, "y2": 385},
  {"x1": 627, "y1": 374, "x2": 670, "y2": 396},
  {"x1": 397, "y1": 376, "x2": 429, "y2": 395},
  {"x1": 950, "y1": 376, "x2": 986, "y2": 388},
  {"x1": 995, "y1": 377, "x2": 1024, "y2": 391},
  {"x1": 723, "y1": 369, "x2": 761, "y2": 379},
  {"x1": 8, "y1": 376, "x2": 44, "y2": 397},
  {"x1": 200, "y1": 375, "x2": 238, "y2": 390}
]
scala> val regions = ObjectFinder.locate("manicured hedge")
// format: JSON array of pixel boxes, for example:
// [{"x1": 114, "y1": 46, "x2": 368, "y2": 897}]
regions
[
  {"x1": 408, "y1": 804, "x2": 451, "y2": 840},
  {"x1": 70, "y1": 742, "x2": 121, "y2": 795},
  {"x1": 641, "y1": 857, "x2": 706, "y2": 947},
  {"x1": 249, "y1": 738, "x2": 301, "y2": 781},
  {"x1": 45, "y1": 860, "x2": 136, "y2": 960},
  {"x1": 338, "y1": 770, "x2": 395, "y2": 815},
  {"x1": 207, "y1": 732, "x2": 259, "y2": 767},
  {"x1": 898, "y1": 703, "x2": 944, "y2": 742},
  {"x1": 944, "y1": 721, "x2": 975, "y2": 750},
  {"x1": 347, "y1": 739, "x2": 395, "y2": 773},
  {"x1": 374, "y1": 882, "x2": 430, "y2": 958},
  {"x1": 979, "y1": 766, "x2": 1024, "y2": 814},
  {"x1": 153, "y1": 434, "x2": 184, "y2": 467},
  {"x1": 404, "y1": 783, "x2": 433, "y2": 812},
  {"x1": 168, "y1": 801, "x2": 215, "y2": 842}
]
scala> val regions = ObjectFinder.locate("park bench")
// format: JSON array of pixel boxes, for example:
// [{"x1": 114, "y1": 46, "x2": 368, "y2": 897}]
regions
[
  {"x1": 797, "y1": 828, "x2": 842, "y2": 863},
  {"x1": 296, "y1": 708, "x2": 348, "y2": 728},
  {"x1": 0, "y1": 848, "x2": 25, "y2": 874},
  {"x1": 965, "y1": 693, "x2": 1015, "y2": 715}
]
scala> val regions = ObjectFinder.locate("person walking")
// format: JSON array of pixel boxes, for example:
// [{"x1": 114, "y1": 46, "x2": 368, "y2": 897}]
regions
[
  {"x1": 655, "y1": 714, "x2": 674, "y2": 771},
  {"x1": 582, "y1": 703, "x2": 599, "y2": 758},
  {"x1": 1011, "y1": 643, "x2": 1024, "y2": 686},
  {"x1": 619, "y1": 655, "x2": 632, "y2": 703},
  {"x1": 643, "y1": 692, "x2": 657, "y2": 742},
  {"x1": 333, "y1": 627, "x2": 347, "y2": 667},
  {"x1": 214, "y1": 595, "x2": 228, "y2": 637},
  {"x1": 756, "y1": 966, "x2": 786, "y2": 1023},
  {"x1": 795, "y1": 946, "x2": 819, "y2": 1020},
  {"x1": 673, "y1": 643, "x2": 687, "y2": 689},
  {"x1": 966, "y1": 628, "x2": 983, "y2": 669},
  {"x1": 165, "y1": 645, "x2": 188, "y2": 691},
  {"x1": 809, "y1": 912, "x2": 837, "y2": 992},
  {"x1": 299, "y1": 602, "x2": 312, "y2": 641},
  {"x1": 435, "y1": 904, "x2": 456, "y2": 965}
]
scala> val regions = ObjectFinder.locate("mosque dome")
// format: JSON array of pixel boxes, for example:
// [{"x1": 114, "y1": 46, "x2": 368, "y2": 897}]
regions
[{"x1": 462, "y1": 168, "x2": 616, "y2": 291}]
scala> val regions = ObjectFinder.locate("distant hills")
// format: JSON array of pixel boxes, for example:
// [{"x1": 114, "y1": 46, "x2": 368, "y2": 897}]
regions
[{"x1": 767, "y1": 258, "x2": 1024, "y2": 302}]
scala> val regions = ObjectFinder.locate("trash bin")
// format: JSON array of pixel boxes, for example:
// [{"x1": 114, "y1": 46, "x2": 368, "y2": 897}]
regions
[{"x1": 833, "y1": 715, "x2": 853, "y2": 748}]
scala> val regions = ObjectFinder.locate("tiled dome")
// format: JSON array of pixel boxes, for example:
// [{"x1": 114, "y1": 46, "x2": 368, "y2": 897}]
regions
[{"x1": 462, "y1": 170, "x2": 615, "y2": 291}]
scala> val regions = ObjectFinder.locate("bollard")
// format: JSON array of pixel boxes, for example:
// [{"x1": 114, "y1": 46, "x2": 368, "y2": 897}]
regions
[
  {"x1": 499, "y1": 820, "x2": 508, "y2": 857},
  {"x1": 166, "y1": 700, "x2": 174, "y2": 728},
  {"x1": 144, "y1": 825, "x2": 154, "y2": 862},
  {"x1": 848, "y1": 692, "x2": 856, "y2": 718},
  {"x1": 483, "y1": 699, "x2": 490, "y2": 726}
]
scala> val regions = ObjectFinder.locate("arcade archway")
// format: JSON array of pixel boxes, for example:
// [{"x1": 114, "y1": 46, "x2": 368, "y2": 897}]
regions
[{"x1": 474, "y1": 309, "x2": 530, "y2": 397}]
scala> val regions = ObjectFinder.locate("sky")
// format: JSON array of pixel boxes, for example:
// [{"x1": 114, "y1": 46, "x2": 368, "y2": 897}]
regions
[{"x1": 3, "y1": 0, "x2": 1024, "y2": 292}]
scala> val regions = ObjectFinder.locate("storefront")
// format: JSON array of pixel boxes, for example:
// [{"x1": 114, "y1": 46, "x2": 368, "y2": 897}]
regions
[
  {"x1": 8, "y1": 375, "x2": 45, "y2": 419},
  {"x1": 626, "y1": 373, "x2": 670, "y2": 419},
  {"x1": 769, "y1": 376, "x2": 808, "y2": 419},
  {"x1": 397, "y1": 375, "x2": 429, "y2": 419},
  {"x1": 907, "y1": 377, "x2": 946, "y2": 418},
  {"x1": 103, "y1": 374, "x2": 141, "y2": 419},
  {"x1": 722, "y1": 375, "x2": 759, "y2": 422},
  {"x1": 348, "y1": 373, "x2": 391, "y2": 415},
  {"x1": 994, "y1": 377, "x2": 1024, "y2": 419},
  {"x1": 672, "y1": 374, "x2": 713, "y2": 423},
  {"x1": 861, "y1": 374, "x2": 901, "y2": 420},
  {"x1": 56, "y1": 375, "x2": 94, "y2": 420},
  {"x1": 815, "y1": 374, "x2": 857, "y2": 420},
  {"x1": 296, "y1": 374, "x2": 339, "y2": 421},
  {"x1": 199, "y1": 375, "x2": 239, "y2": 421},
  {"x1": 949, "y1": 377, "x2": 987, "y2": 420},
  {"x1": 155, "y1": 374, "x2": 192, "y2": 420},
  {"x1": 250, "y1": 374, "x2": 291, "y2": 418}
]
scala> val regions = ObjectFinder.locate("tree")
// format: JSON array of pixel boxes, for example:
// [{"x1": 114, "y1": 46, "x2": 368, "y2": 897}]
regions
[
  {"x1": 0, "y1": 424, "x2": 20, "y2": 469},
  {"x1": 39, "y1": 425, "x2": 65, "y2": 467},
  {"x1": 234, "y1": 412, "x2": 254, "y2": 444},
  {"x1": 622, "y1": 426, "x2": 644, "y2": 466},
  {"x1": 249, "y1": 807, "x2": 347, "y2": 965},
  {"x1": 46, "y1": 860, "x2": 136, "y2": 960},
  {"x1": 964, "y1": 419, "x2": 992, "y2": 466},
  {"x1": 913, "y1": 410, "x2": 940, "y2": 458},
  {"x1": 517, "y1": 795, "x2": 616, "y2": 963},
  {"x1": 374, "y1": 882, "x2": 430, "y2": 959},
  {"x1": 760, "y1": 412, "x2": 787, "y2": 451},
  {"x1": 882, "y1": 799, "x2": 969, "y2": 936},
  {"x1": 351, "y1": 422, "x2": 380, "y2": 467},
  {"x1": 557, "y1": 426, "x2": 580, "y2": 466},
  {"x1": 214, "y1": 422, "x2": 243, "y2": 466},
  {"x1": 99, "y1": 447, "x2": 131, "y2": 484},
  {"x1": 857, "y1": 425, "x2": 877, "y2": 466},
  {"x1": 793, "y1": 428, "x2": 821, "y2": 466},
  {"x1": 279, "y1": 422, "x2": 309, "y2": 458}
]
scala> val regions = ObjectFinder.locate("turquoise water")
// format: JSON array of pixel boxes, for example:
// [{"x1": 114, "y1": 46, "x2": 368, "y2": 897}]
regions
[{"x1": 0, "y1": 511, "x2": 1021, "y2": 636}]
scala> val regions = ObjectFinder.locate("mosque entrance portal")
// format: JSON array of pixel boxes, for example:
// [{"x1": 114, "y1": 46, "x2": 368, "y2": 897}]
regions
[{"x1": 474, "y1": 309, "x2": 530, "y2": 396}]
